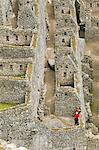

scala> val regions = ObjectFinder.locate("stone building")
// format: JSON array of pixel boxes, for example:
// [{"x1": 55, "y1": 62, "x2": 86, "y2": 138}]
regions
[
  {"x1": 0, "y1": 0, "x2": 98, "y2": 150},
  {"x1": 84, "y1": 0, "x2": 99, "y2": 40},
  {"x1": 53, "y1": 0, "x2": 87, "y2": 120}
]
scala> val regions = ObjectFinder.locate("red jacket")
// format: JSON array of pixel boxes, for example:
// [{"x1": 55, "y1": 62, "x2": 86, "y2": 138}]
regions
[{"x1": 74, "y1": 114, "x2": 79, "y2": 118}]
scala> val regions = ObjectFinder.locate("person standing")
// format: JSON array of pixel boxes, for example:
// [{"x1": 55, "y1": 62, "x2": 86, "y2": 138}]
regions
[
  {"x1": 74, "y1": 111, "x2": 80, "y2": 125},
  {"x1": 75, "y1": 107, "x2": 81, "y2": 114}
]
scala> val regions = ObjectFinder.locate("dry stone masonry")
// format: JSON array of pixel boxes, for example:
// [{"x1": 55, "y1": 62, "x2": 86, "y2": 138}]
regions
[{"x1": 0, "y1": 0, "x2": 98, "y2": 150}]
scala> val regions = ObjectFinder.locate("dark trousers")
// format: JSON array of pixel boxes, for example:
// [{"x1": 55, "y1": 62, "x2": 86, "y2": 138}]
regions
[{"x1": 75, "y1": 118, "x2": 79, "y2": 125}]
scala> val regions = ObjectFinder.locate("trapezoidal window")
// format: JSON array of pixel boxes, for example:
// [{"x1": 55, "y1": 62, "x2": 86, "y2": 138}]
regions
[
  {"x1": 65, "y1": 19, "x2": 67, "y2": 23},
  {"x1": 15, "y1": 35, "x2": 18, "y2": 41},
  {"x1": 90, "y1": 3, "x2": 92, "y2": 7},
  {"x1": 10, "y1": 65, "x2": 13, "y2": 70},
  {"x1": 62, "y1": 39, "x2": 65, "y2": 43},
  {"x1": 62, "y1": 10, "x2": 64, "y2": 14},
  {"x1": 20, "y1": 65, "x2": 23, "y2": 70},
  {"x1": 6, "y1": 36, "x2": 9, "y2": 41},
  {"x1": 64, "y1": 72, "x2": 66, "y2": 77},
  {"x1": 6, "y1": 12, "x2": 8, "y2": 21},
  {"x1": 64, "y1": 32, "x2": 67, "y2": 35},
  {"x1": 25, "y1": 35, "x2": 27, "y2": 40},
  {"x1": 27, "y1": 14, "x2": 29, "y2": 17},
  {"x1": 0, "y1": 64, "x2": 3, "y2": 70}
]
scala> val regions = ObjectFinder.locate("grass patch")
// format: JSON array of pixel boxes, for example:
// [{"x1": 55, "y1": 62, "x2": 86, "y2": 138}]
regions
[
  {"x1": 90, "y1": 100, "x2": 94, "y2": 113},
  {"x1": 84, "y1": 95, "x2": 88, "y2": 103},
  {"x1": 0, "y1": 103, "x2": 15, "y2": 111},
  {"x1": 34, "y1": 1, "x2": 38, "y2": 16},
  {"x1": 27, "y1": 64, "x2": 32, "y2": 80},
  {"x1": 0, "y1": 146, "x2": 4, "y2": 150},
  {"x1": 51, "y1": 128, "x2": 60, "y2": 131},
  {"x1": 32, "y1": 33, "x2": 37, "y2": 48},
  {"x1": 89, "y1": 85, "x2": 93, "y2": 93},
  {"x1": 72, "y1": 36, "x2": 76, "y2": 51}
]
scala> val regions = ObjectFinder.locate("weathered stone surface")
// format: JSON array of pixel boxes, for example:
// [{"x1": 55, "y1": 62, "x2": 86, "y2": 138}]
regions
[
  {"x1": 0, "y1": 80, "x2": 30, "y2": 104},
  {"x1": 0, "y1": 0, "x2": 98, "y2": 150},
  {"x1": 0, "y1": 46, "x2": 34, "y2": 59},
  {"x1": 0, "y1": 139, "x2": 28, "y2": 150},
  {"x1": 55, "y1": 86, "x2": 81, "y2": 116},
  {"x1": 86, "y1": 123, "x2": 98, "y2": 135}
]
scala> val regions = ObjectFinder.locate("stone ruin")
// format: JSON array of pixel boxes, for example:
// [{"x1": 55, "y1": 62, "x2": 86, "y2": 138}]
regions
[{"x1": 0, "y1": 0, "x2": 98, "y2": 150}]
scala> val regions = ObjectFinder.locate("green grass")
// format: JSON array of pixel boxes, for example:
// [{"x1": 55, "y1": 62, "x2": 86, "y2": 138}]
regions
[
  {"x1": 90, "y1": 100, "x2": 94, "y2": 113},
  {"x1": 84, "y1": 95, "x2": 88, "y2": 103},
  {"x1": 0, "y1": 103, "x2": 15, "y2": 111},
  {"x1": 32, "y1": 33, "x2": 37, "y2": 48},
  {"x1": 89, "y1": 87, "x2": 93, "y2": 93},
  {"x1": 34, "y1": 1, "x2": 38, "y2": 16},
  {"x1": 27, "y1": 64, "x2": 32, "y2": 80}
]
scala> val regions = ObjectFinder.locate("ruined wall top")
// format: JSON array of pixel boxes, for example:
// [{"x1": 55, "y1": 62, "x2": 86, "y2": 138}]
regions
[{"x1": 0, "y1": 0, "x2": 37, "y2": 29}]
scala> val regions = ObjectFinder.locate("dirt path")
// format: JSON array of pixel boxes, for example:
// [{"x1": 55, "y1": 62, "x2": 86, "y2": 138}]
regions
[
  {"x1": 86, "y1": 41, "x2": 99, "y2": 126},
  {"x1": 92, "y1": 10, "x2": 99, "y2": 17},
  {"x1": 46, "y1": 0, "x2": 55, "y2": 48},
  {"x1": 44, "y1": 1, "x2": 56, "y2": 114}
]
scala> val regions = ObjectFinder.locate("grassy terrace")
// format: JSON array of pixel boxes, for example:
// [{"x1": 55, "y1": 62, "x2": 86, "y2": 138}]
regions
[
  {"x1": 0, "y1": 103, "x2": 16, "y2": 111},
  {"x1": 27, "y1": 63, "x2": 32, "y2": 80},
  {"x1": 34, "y1": 0, "x2": 38, "y2": 16},
  {"x1": 32, "y1": 33, "x2": 37, "y2": 48},
  {"x1": 0, "y1": 76, "x2": 24, "y2": 80}
]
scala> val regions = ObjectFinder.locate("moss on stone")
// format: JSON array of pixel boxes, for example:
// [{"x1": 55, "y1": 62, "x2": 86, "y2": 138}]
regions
[
  {"x1": 89, "y1": 85, "x2": 93, "y2": 93},
  {"x1": 72, "y1": 36, "x2": 76, "y2": 51},
  {"x1": 51, "y1": 128, "x2": 60, "y2": 131},
  {"x1": 90, "y1": 100, "x2": 94, "y2": 113},
  {"x1": 84, "y1": 95, "x2": 88, "y2": 103},
  {"x1": 34, "y1": 1, "x2": 38, "y2": 16},
  {"x1": 33, "y1": 33, "x2": 37, "y2": 48},
  {"x1": 27, "y1": 63, "x2": 32, "y2": 80}
]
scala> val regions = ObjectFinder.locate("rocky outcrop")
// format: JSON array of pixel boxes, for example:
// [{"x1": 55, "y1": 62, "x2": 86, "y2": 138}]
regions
[{"x1": 0, "y1": 139, "x2": 28, "y2": 150}]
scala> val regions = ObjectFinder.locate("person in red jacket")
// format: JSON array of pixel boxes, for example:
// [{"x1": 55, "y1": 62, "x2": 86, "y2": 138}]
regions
[
  {"x1": 75, "y1": 107, "x2": 81, "y2": 114},
  {"x1": 74, "y1": 111, "x2": 80, "y2": 125}
]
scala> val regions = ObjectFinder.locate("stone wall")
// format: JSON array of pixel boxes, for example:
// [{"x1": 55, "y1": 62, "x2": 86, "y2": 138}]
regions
[
  {"x1": 85, "y1": 15, "x2": 99, "y2": 40},
  {"x1": 0, "y1": 80, "x2": 30, "y2": 104},
  {"x1": 91, "y1": 16, "x2": 99, "y2": 27},
  {"x1": 85, "y1": 0, "x2": 99, "y2": 40},
  {"x1": 0, "y1": 108, "x2": 99, "y2": 150},
  {"x1": 56, "y1": 54, "x2": 77, "y2": 87},
  {"x1": 32, "y1": 121, "x2": 99, "y2": 150},
  {"x1": 53, "y1": 0, "x2": 86, "y2": 120},
  {"x1": 0, "y1": 46, "x2": 34, "y2": 59},
  {"x1": 0, "y1": 0, "x2": 46, "y2": 147},
  {"x1": 0, "y1": 0, "x2": 37, "y2": 29},
  {"x1": 0, "y1": 62, "x2": 27, "y2": 76},
  {"x1": 86, "y1": 27, "x2": 99, "y2": 40},
  {"x1": 0, "y1": 104, "x2": 35, "y2": 148},
  {"x1": 0, "y1": 27, "x2": 34, "y2": 46},
  {"x1": 0, "y1": 0, "x2": 13, "y2": 26},
  {"x1": 82, "y1": 55, "x2": 93, "y2": 103},
  {"x1": 86, "y1": 0, "x2": 99, "y2": 11},
  {"x1": 18, "y1": 0, "x2": 37, "y2": 30},
  {"x1": 31, "y1": 0, "x2": 46, "y2": 117},
  {"x1": 55, "y1": 86, "x2": 80, "y2": 116},
  {"x1": 0, "y1": 139, "x2": 28, "y2": 150}
]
